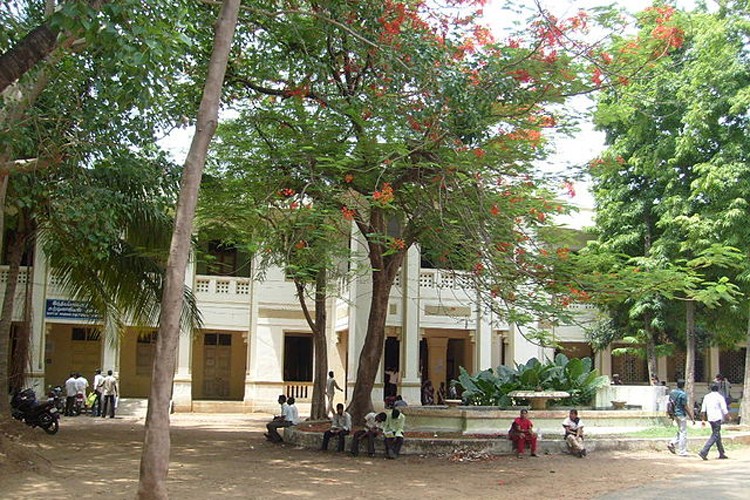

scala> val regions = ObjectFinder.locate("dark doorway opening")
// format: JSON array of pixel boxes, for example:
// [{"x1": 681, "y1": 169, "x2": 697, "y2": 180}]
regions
[{"x1": 284, "y1": 334, "x2": 313, "y2": 382}]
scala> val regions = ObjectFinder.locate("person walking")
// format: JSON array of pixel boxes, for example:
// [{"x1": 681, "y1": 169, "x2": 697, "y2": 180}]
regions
[
  {"x1": 698, "y1": 383, "x2": 729, "y2": 460},
  {"x1": 101, "y1": 370, "x2": 119, "y2": 419},
  {"x1": 667, "y1": 379, "x2": 695, "y2": 457},
  {"x1": 326, "y1": 371, "x2": 343, "y2": 417}
]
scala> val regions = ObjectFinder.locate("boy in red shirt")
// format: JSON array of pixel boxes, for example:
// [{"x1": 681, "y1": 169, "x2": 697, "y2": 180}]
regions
[{"x1": 509, "y1": 409, "x2": 537, "y2": 457}]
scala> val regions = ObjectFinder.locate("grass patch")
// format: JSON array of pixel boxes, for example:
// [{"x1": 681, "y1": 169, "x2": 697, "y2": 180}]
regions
[{"x1": 624, "y1": 427, "x2": 711, "y2": 438}]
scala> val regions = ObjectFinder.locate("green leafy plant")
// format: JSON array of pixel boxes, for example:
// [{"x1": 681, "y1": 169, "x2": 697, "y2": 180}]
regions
[{"x1": 456, "y1": 354, "x2": 608, "y2": 407}]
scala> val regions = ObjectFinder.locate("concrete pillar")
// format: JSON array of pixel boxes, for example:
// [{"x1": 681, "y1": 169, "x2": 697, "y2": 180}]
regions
[
  {"x1": 345, "y1": 225, "x2": 371, "y2": 400},
  {"x1": 597, "y1": 346, "x2": 612, "y2": 377},
  {"x1": 474, "y1": 302, "x2": 493, "y2": 372},
  {"x1": 426, "y1": 336, "x2": 449, "y2": 390},
  {"x1": 399, "y1": 244, "x2": 421, "y2": 405},
  {"x1": 27, "y1": 244, "x2": 48, "y2": 394},
  {"x1": 101, "y1": 335, "x2": 119, "y2": 376},
  {"x1": 657, "y1": 356, "x2": 668, "y2": 384},
  {"x1": 173, "y1": 253, "x2": 197, "y2": 411},
  {"x1": 708, "y1": 346, "x2": 720, "y2": 383}
]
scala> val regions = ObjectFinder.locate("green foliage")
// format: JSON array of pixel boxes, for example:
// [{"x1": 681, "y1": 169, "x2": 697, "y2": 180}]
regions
[{"x1": 457, "y1": 354, "x2": 609, "y2": 407}]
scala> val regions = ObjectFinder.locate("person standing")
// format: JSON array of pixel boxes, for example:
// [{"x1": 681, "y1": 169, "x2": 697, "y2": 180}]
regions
[
  {"x1": 713, "y1": 374, "x2": 732, "y2": 408},
  {"x1": 74, "y1": 371, "x2": 89, "y2": 404},
  {"x1": 383, "y1": 408, "x2": 406, "y2": 459},
  {"x1": 421, "y1": 380, "x2": 435, "y2": 405},
  {"x1": 92, "y1": 369, "x2": 104, "y2": 417},
  {"x1": 100, "y1": 370, "x2": 119, "y2": 418},
  {"x1": 64, "y1": 372, "x2": 77, "y2": 416},
  {"x1": 326, "y1": 371, "x2": 343, "y2": 417},
  {"x1": 698, "y1": 383, "x2": 729, "y2": 460},
  {"x1": 321, "y1": 403, "x2": 351, "y2": 452},
  {"x1": 437, "y1": 382, "x2": 447, "y2": 405},
  {"x1": 667, "y1": 379, "x2": 695, "y2": 457},
  {"x1": 562, "y1": 409, "x2": 586, "y2": 457}
]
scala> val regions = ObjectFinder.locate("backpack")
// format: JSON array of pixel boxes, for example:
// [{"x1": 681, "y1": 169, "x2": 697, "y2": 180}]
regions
[{"x1": 666, "y1": 394, "x2": 676, "y2": 419}]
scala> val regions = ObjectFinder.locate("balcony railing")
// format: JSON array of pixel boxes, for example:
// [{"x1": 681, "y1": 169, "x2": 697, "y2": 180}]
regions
[
  {"x1": 285, "y1": 382, "x2": 313, "y2": 401},
  {"x1": 194, "y1": 275, "x2": 252, "y2": 301},
  {"x1": 418, "y1": 268, "x2": 473, "y2": 290},
  {"x1": 0, "y1": 266, "x2": 30, "y2": 285}
]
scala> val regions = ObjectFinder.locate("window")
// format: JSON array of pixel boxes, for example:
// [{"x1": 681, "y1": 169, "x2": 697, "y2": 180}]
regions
[
  {"x1": 283, "y1": 334, "x2": 313, "y2": 382},
  {"x1": 204, "y1": 333, "x2": 232, "y2": 346},
  {"x1": 71, "y1": 328, "x2": 101, "y2": 341},
  {"x1": 136, "y1": 332, "x2": 157, "y2": 376},
  {"x1": 196, "y1": 241, "x2": 251, "y2": 277}
]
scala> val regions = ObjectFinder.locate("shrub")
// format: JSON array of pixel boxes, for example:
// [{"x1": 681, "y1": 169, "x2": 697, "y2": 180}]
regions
[{"x1": 456, "y1": 354, "x2": 608, "y2": 407}]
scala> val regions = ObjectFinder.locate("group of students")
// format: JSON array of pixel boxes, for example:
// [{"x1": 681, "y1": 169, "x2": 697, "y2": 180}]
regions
[
  {"x1": 264, "y1": 395, "x2": 406, "y2": 459},
  {"x1": 63, "y1": 368, "x2": 119, "y2": 418},
  {"x1": 508, "y1": 408, "x2": 586, "y2": 458},
  {"x1": 320, "y1": 404, "x2": 406, "y2": 459}
]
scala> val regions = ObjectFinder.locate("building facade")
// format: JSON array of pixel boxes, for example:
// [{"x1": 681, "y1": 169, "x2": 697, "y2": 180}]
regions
[{"x1": 3, "y1": 238, "x2": 746, "y2": 412}]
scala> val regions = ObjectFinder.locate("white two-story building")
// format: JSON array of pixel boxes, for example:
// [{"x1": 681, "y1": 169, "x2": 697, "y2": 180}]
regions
[{"x1": 3, "y1": 233, "x2": 745, "y2": 412}]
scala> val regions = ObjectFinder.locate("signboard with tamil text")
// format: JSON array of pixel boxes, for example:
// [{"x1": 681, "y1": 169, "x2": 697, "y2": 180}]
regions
[{"x1": 45, "y1": 299, "x2": 99, "y2": 321}]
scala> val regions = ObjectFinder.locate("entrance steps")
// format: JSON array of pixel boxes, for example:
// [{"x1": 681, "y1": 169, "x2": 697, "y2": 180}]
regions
[{"x1": 114, "y1": 398, "x2": 313, "y2": 416}]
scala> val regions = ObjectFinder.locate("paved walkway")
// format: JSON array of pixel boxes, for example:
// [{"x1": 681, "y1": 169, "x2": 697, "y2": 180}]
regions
[{"x1": 599, "y1": 449, "x2": 750, "y2": 499}]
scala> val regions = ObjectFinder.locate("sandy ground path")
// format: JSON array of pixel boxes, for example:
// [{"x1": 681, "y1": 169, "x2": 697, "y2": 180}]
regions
[{"x1": 1, "y1": 413, "x2": 747, "y2": 499}]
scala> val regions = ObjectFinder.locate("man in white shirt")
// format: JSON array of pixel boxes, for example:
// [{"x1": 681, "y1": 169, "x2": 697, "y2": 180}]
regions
[
  {"x1": 100, "y1": 370, "x2": 118, "y2": 418},
  {"x1": 74, "y1": 373, "x2": 89, "y2": 396},
  {"x1": 698, "y1": 383, "x2": 729, "y2": 460},
  {"x1": 92, "y1": 369, "x2": 105, "y2": 417},
  {"x1": 73, "y1": 372, "x2": 89, "y2": 415},
  {"x1": 562, "y1": 409, "x2": 586, "y2": 457},
  {"x1": 321, "y1": 403, "x2": 351, "y2": 452},
  {"x1": 64, "y1": 372, "x2": 77, "y2": 416},
  {"x1": 265, "y1": 395, "x2": 298, "y2": 443},
  {"x1": 350, "y1": 411, "x2": 386, "y2": 457},
  {"x1": 326, "y1": 371, "x2": 343, "y2": 417}
]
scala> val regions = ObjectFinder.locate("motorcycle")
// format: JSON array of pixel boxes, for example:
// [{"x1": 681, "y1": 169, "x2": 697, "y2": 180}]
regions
[
  {"x1": 73, "y1": 391, "x2": 86, "y2": 415},
  {"x1": 47, "y1": 385, "x2": 65, "y2": 414},
  {"x1": 11, "y1": 388, "x2": 61, "y2": 435}
]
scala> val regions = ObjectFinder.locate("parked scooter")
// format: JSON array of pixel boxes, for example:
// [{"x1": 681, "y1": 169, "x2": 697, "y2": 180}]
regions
[
  {"x1": 11, "y1": 388, "x2": 61, "y2": 435},
  {"x1": 73, "y1": 391, "x2": 86, "y2": 415},
  {"x1": 47, "y1": 385, "x2": 65, "y2": 414}
]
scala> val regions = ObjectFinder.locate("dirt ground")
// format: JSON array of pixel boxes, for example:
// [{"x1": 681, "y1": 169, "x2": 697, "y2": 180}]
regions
[{"x1": 1, "y1": 413, "x2": 747, "y2": 499}]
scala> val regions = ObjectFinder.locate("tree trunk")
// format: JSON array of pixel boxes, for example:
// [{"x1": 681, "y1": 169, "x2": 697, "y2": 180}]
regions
[
  {"x1": 294, "y1": 269, "x2": 329, "y2": 421},
  {"x1": 740, "y1": 304, "x2": 750, "y2": 426},
  {"x1": 0, "y1": 225, "x2": 27, "y2": 411},
  {"x1": 9, "y1": 264, "x2": 33, "y2": 393},
  {"x1": 0, "y1": 0, "x2": 110, "y2": 93},
  {"x1": 684, "y1": 300, "x2": 696, "y2": 408},
  {"x1": 347, "y1": 246, "x2": 405, "y2": 425},
  {"x1": 135, "y1": 2, "x2": 239, "y2": 498},
  {"x1": 0, "y1": 23, "x2": 58, "y2": 93},
  {"x1": 310, "y1": 270, "x2": 328, "y2": 421},
  {"x1": 644, "y1": 318, "x2": 658, "y2": 385}
]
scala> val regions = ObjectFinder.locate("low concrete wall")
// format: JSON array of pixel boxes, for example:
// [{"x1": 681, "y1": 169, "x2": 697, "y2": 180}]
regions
[
  {"x1": 596, "y1": 385, "x2": 667, "y2": 411},
  {"x1": 399, "y1": 406, "x2": 671, "y2": 435},
  {"x1": 284, "y1": 426, "x2": 750, "y2": 456}
]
